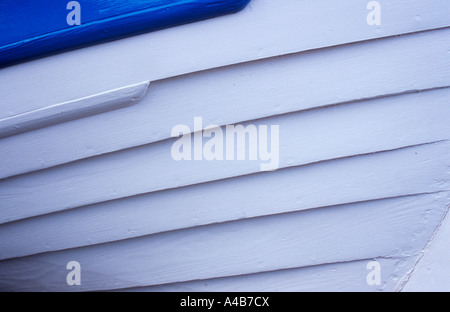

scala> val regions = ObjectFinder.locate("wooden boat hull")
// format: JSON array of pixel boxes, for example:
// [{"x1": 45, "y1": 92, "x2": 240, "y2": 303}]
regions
[{"x1": 0, "y1": 0, "x2": 449, "y2": 292}]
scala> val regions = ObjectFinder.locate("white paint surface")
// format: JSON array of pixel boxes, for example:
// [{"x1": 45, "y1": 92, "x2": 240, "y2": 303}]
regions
[
  {"x1": 119, "y1": 258, "x2": 411, "y2": 292},
  {"x1": 402, "y1": 209, "x2": 450, "y2": 291},
  {"x1": 0, "y1": 0, "x2": 449, "y2": 292},
  {"x1": 1, "y1": 94, "x2": 449, "y2": 224},
  {"x1": 1, "y1": 142, "x2": 449, "y2": 259},
  {"x1": 0, "y1": 193, "x2": 448, "y2": 291},
  {"x1": 1, "y1": 28, "x2": 449, "y2": 179},
  {"x1": 1, "y1": 0, "x2": 449, "y2": 118}
]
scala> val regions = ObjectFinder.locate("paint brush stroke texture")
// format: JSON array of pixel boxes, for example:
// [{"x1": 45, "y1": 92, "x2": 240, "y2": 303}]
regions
[
  {"x1": 0, "y1": 0, "x2": 251, "y2": 67},
  {"x1": 1, "y1": 0, "x2": 449, "y2": 292}
]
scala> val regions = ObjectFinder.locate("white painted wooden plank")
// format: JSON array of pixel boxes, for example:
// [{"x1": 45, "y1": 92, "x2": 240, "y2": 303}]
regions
[
  {"x1": 0, "y1": 193, "x2": 447, "y2": 291},
  {"x1": 1, "y1": 141, "x2": 449, "y2": 259},
  {"x1": 0, "y1": 81, "x2": 149, "y2": 139},
  {"x1": 401, "y1": 208, "x2": 450, "y2": 292},
  {"x1": 1, "y1": 0, "x2": 449, "y2": 119},
  {"x1": 1, "y1": 88, "x2": 449, "y2": 224},
  {"x1": 1, "y1": 28, "x2": 449, "y2": 179},
  {"x1": 118, "y1": 258, "x2": 408, "y2": 292}
]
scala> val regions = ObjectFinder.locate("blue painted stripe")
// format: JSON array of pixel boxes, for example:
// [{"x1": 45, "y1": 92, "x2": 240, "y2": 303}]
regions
[{"x1": 0, "y1": 0, "x2": 251, "y2": 68}]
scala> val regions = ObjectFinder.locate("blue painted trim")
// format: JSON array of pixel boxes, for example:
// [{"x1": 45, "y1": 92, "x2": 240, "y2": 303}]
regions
[{"x1": 0, "y1": 0, "x2": 251, "y2": 68}]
